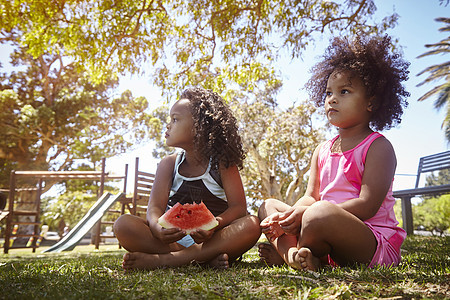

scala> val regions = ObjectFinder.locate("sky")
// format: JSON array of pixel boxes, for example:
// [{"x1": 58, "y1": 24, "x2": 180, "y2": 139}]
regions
[{"x1": 105, "y1": 0, "x2": 449, "y2": 195}]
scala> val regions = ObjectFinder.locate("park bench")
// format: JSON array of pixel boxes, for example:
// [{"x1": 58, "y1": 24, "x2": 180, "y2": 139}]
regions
[{"x1": 393, "y1": 150, "x2": 450, "y2": 235}]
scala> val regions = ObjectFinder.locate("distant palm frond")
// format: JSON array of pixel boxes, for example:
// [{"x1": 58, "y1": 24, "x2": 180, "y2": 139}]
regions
[{"x1": 417, "y1": 17, "x2": 450, "y2": 143}]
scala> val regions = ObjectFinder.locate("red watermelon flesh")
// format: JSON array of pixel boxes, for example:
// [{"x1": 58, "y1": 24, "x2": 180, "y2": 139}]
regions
[{"x1": 158, "y1": 202, "x2": 219, "y2": 234}]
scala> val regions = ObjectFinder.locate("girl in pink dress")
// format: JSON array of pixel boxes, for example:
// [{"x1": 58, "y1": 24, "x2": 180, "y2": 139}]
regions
[{"x1": 258, "y1": 35, "x2": 410, "y2": 271}]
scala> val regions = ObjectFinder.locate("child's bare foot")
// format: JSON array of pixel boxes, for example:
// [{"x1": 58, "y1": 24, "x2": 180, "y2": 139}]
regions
[
  {"x1": 294, "y1": 247, "x2": 321, "y2": 271},
  {"x1": 207, "y1": 253, "x2": 229, "y2": 269},
  {"x1": 258, "y1": 243, "x2": 285, "y2": 266},
  {"x1": 122, "y1": 252, "x2": 161, "y2": 271}
]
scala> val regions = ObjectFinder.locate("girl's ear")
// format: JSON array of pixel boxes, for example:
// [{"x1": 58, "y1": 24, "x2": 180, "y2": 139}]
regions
[{"x1": 367, "y1": 96, "x2": 376, "y2": 112}]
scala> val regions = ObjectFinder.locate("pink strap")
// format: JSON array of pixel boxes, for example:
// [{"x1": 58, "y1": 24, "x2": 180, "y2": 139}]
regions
[{"x1": 362, "y1": 132, "x2": 382, "y2": 163}]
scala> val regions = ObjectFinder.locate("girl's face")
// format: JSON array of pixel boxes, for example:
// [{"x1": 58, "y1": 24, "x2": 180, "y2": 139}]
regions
[
  {"x1": 324, "y1": 71, "x2": 373, "y2": 129},
  {"x1": 165, "y1": 99, "x2": 195, "y2": 149}
]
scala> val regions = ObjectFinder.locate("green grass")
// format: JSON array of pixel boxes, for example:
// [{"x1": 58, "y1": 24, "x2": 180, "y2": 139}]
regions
[{"x1": 0, "y1": 235, "x2": 449, "y2": 299}]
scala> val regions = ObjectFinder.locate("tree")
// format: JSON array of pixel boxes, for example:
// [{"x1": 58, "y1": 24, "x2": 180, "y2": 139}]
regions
[
  {"x1": 0, "y1": 0, "x2": 399, "y2": 97},
  {"x1": 414, "y1": 194, "x2": 450, "y2": 235},
  {"x1": 0, "y1": 0, "x2": 398, "y2": 199},
  {"x1": 413, "y1": 170, "x2": 450, "y2": 234},
  {"x1": 416, "y1": 17, "x2": 450, "y2": 143},
  {"x1": 425, "y1": 168, "x2": 450, "y2": 187},
  {"x1": 229, "y1": 90, "x2": 324, "y2": 207},
  {"x1": 0, "y1": 46, "x2": 160, "y2": 187},
  {"x1": 148, "y1": 74, "x2": 324, "y2": 207}
]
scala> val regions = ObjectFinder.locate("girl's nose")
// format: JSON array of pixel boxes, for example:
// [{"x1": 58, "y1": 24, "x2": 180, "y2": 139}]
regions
[{"x1": 327, "y1": 94, "x2": 337, "y2": 104}]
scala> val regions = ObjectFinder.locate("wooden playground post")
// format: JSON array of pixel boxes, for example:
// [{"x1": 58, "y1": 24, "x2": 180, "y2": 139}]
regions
[
  {"x1": 31, "y1": 179, "x2": 43, "y2": 253},
  {"x1": 3, "y1": 171, "x2": 16, "y2": 253},
  {"x1": 94, "y1": 158, "x2": 106, "y2": 249}
]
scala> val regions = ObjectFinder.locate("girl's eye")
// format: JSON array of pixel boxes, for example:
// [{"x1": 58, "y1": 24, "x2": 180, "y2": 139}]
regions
[
  {"x1": 341, "y1": 89, "x2": 349, "y2": 94},
  {"x1": 325, "y1": 91, "x2": 332, "y2": 97}
]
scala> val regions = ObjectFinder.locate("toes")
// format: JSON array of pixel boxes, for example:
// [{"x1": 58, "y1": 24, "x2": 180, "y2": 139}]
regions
[
  {"x1": 258, "y1": 243, "x2": 273, "y2": 256},
  {"x1": 209, "y1": 253, "x2": 230, "y2": 269},
  {"x1": 219, "y1": 253, "x2": 229, "y2": 269},
  {"x1": 122, "y1": 253, "x2": 134, "y2": 270}
]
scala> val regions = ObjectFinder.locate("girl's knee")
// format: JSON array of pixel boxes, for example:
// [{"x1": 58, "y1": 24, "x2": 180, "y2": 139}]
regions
[
  {"x1": 113, "y1": 214, "x2": 126, "y2": 236},
  {"x1": 113, "y1": 214, "x2": 138, "y2": 236},
  {"x1": 238, "y1": 214, "x2": 260, "y2": 231},
  {"x1": 247, "y1": 214, "x2": 261, "y2": 232},
  {"x1": 304, "y1": 201, "x2": 335, "y2": 217},
  {"x1": 302, "y1": 201, "x2": 336, "y2": 231},
  {"x1": 258, "y1": 198, "x2": 284, "y2": 219},
  {"x1": 232, "y1": 215, "x2": 261, "y2": 240},
  {"x1": 262, "y1": 198, "x2": 283, "y2": 209},
  {"x1": 243, "y1": 215, "x2": 262, "y2": 244}
]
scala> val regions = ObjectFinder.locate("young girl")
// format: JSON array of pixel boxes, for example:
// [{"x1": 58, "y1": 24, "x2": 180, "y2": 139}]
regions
[
  {"x1": 258, "y1": 35, "x2": 410, "y2": 271},
  {"x1": 114, "y1": 87, "x2": 260, "y2": 270}
]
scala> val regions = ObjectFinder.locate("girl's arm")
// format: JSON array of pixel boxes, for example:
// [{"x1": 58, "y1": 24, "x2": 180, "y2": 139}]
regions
[
  {"x1": 294, "y1": 142, "x2": 323, "y2": 207},
  {"x1": 277, "y1": 143, "x2": 322, "y2": 234},
  {"x1": 338, "y1": 137, "x2": 396, "y2": 220},
  {"x1": 215, "y1": 164, "x2": 247, "y2": 228},
  {"x1": 146, "y1": 154, "x2": 186, "y2": 244},
  {"x1": 190, "y1": 164, "x2": 246, "y2": 244}
]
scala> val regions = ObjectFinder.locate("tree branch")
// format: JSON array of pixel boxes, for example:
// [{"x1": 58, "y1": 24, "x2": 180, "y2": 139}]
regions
[{"x1": 320, "y1": 0, "x2": 368, "y2": 33}]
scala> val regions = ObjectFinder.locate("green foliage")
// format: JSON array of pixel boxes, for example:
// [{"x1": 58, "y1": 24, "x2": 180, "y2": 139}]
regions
[
  {"x1": 395, "y1": 169, "x2": 450, "y2": 234},
  {"x1": 410, "y1": 170, "x2": 450, "y2": 234},
  {"x1": 222, "y1": 66, "x2": 324, "y2": 206},
  {"x1": 0, "y1": 0, "x2": 398, "y2": 98},
  {"x1": 393, "y1": 199, "x2": 403, "y2": 228},
  {"x1": 0, "y1": 235, "x2": 449, "y2": 299},
  {"x1": 414, "y1": 194, "x2": 450, "y2": 235},
  {"x1": 0, "y1": 46, "x2": 159, "y2": 187},
  {"x1": 41, "y1": 191, "x2": 97, "y2": 232},
  {"x1": 416, "y1": 17, "x2": 450, "y2": 142},
  {"x1": 231, "y1": 98, "x2": 324, "y2": 207},
  {"x1": 0, "y1": 0, "x2": 399, "y2": 205},
  {"x1": 40, "y1": 164, "x2": 122, "y2": 232},
  {"x1": 148, "y1": 74, "x2": 324, "y2": 207},
  {"x1": 425, "y1": 169, "x2": 450, "y2": 187}
]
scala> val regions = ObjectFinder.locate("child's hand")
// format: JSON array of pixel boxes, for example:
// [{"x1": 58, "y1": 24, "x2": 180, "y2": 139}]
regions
[
  {"x1": 260, "y1": 213, "x2": 285, "y2": 242},
  {"x1": 155, "y1": 226, "x2": 187, "y2": 244},
  {"x1": 190, "y1": 228, "x2": 215, "y2": 244},
  {"x1": 278, "y1": 206, "x2": 304, "y2": 236}
]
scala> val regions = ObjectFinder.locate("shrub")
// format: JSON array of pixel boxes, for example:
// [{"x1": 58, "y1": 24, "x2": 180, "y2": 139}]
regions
[{"x1": 414, "y1": 194, "x2": 450, "y2": 235}]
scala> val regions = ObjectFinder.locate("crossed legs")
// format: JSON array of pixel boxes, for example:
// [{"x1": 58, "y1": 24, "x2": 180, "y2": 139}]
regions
[
  {"x1": 113, "y1": 214, "x2": 261, "y2": 270},
  {"x1": 258, "y1": 199, "x2": 377, "y2": 270}
]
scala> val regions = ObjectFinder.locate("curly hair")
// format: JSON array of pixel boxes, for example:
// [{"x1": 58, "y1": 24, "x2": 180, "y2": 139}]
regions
[
  {"x1": 305, "y1": 35, "x2": 410, "y2": 131},
  {"x1": 180, "y1": 87, "x2": 246, "y2": 170}
]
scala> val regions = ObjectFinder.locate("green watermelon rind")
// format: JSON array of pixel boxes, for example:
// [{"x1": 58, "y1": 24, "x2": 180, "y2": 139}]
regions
[
  {"x1": 157, "y1": 202, "x2": 219, "y2": 234},
  {"x1": 158, "y1": 218, "x2": 218, "y2": 234}
]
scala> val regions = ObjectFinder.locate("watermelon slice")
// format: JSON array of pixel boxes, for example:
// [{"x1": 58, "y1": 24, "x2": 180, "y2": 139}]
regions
[{"x1": 158, "y1": 202, "x2": 219, "y2": 234}]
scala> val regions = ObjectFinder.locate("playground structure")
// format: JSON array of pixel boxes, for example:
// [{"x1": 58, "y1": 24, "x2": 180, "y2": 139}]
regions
[
  {"x1": 0, "y1": 157, "x2": 154, "y2": 253},
  {"x1": 42, "y1": 192, "x2": 125, "y2": 253}
]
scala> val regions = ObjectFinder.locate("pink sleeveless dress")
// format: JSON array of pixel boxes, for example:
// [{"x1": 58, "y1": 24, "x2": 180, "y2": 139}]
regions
[{"x1": 318, "y1": 132, "x2": 406, "y2": 267}]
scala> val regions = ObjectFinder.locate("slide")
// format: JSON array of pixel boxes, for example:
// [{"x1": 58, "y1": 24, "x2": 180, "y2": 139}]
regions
[
  {"x1": 0, "y1": 211, "x2": 8, "y2": 222},
  {"x1": 43, "y1": 192, "x2": 124, "y2": 253}
]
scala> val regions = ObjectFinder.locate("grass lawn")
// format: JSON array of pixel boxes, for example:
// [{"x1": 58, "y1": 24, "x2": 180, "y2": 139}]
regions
[{"x1": 0, "y1": 235, "x2": 448, "y2": 299}]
